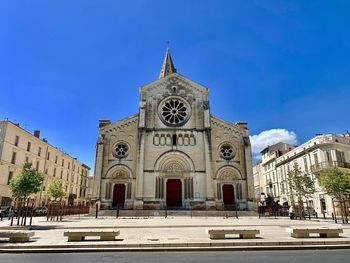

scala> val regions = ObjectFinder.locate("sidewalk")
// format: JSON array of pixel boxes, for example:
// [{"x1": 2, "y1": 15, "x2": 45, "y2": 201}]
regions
[{"x1": 1, "y1": 215, "x2": 350, "y2": 252}]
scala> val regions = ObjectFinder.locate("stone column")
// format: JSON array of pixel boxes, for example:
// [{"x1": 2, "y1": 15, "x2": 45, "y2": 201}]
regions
[
  {"x1": 244, "y1": 136, "x2": 255, "y2": 210},
  {"x1": 134, "y1": 130, "x2": 145, "y2": 209},
  {"x1": 92, "y1": 138, "x2": 104, "y2": 201}
]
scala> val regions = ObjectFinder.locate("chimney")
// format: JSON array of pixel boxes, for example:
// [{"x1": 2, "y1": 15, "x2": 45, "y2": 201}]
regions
[
  {"x1": 34, "y1": 130, "x2": 40, "y2": 138},
  {"x1": 99, "y1": 119, "x2": 111, "y2": 128}
]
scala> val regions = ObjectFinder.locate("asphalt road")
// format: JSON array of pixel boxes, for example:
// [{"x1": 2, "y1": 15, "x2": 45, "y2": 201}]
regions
[{"x1": 1, "y1": 250, "x2": 350, "y2": 263}]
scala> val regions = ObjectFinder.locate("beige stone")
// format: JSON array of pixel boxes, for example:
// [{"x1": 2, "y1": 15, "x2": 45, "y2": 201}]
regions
[{"x1": 92, "y1": 49, "x2": 254, "y2": 210}]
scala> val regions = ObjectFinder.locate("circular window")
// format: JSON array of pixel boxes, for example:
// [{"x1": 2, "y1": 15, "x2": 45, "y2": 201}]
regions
[
  {"x1": 159, "y1": 96, "x2": 191, "y2": 126},
  {"x1": 113, "y1": 142, "x2": 129, "y2": 158},
  {"x1": 220, "y1": 143, "x2": 235, "y2": 160}
]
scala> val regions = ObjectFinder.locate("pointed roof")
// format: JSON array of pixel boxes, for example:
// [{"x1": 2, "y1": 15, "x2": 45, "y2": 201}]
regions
[{"x1": 158, "y1": 48, "x2": 176, "y2": 79}]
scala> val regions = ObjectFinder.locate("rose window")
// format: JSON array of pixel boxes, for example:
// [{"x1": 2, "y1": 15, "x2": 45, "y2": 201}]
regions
[
  {"x1": 113, "y1": 142, "x2": 129, "y2": 158},
  {"x1": 220, "y1": 143, "x2": 235, "y2": 160},
  {"x1": 161, "y1": 98, "x2": 188, "y2": 125}
]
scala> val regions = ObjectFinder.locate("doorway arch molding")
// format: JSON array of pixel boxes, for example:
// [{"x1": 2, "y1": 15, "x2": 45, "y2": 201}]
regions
[{"x1": 154, "y1": 150, "x2": 195, "y2": 176}]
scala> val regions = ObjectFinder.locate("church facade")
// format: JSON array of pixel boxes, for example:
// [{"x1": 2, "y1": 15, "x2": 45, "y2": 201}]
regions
[{"x1": 92, "y1": 49, "x2": 254, "y2": 210}]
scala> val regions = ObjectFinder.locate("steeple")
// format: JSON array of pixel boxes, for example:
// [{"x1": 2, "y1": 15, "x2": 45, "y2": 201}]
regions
[{"x1": 158, "y1": 48, "x2": 176, "y2": 79}]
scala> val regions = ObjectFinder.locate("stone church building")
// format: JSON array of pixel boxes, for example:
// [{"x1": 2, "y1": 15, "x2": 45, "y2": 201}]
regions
[{"x1": 92, "y1": 49, "x2": 254, "y2": 210}]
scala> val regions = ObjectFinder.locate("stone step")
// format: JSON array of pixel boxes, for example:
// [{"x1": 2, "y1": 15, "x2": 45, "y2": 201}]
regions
[{"x1": 96, "y1": 209, "x2": 258, "y2": 217}]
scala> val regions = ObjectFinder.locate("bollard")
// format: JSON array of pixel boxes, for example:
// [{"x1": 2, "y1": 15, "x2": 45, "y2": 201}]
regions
[{"x1": 95, "y1": 203, "x2": 98, "y2": 219}]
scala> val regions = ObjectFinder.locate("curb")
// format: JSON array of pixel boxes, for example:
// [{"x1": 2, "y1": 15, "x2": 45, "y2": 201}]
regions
[
  {"x1": 1, "y1": 244, "x2": 350, "y2": 253},
  {"x1": 1, "y1": 240, "x2": 350, "y2": 253}
]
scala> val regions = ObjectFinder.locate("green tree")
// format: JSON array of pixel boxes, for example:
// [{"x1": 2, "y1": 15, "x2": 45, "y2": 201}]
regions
[
  {"x1": 46, "y1": 179, "x2": 66, "y2": 201},
  {"x1": 319, "y1": 167, "x2": 350, "y2": 199},
  {"x1": 319, "y1": 167, "x2": 350, "y2": 217},
  {"x1": 9, "y1": 162, "x2": 44, "y2": 199},
  {"x1": 288, "y1": 163, "x2": 315, "y2": 218}
]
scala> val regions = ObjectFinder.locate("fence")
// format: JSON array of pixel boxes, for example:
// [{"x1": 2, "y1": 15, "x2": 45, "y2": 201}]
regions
[{"x1": 47, "y1": 204, "x2": 89, "y2": 221}]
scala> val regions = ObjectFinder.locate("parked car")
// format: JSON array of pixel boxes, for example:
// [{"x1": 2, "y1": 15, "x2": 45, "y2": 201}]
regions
[
  {"x1": 304, "y1": 207, "x2": 316, "y2": 217},
  {"x1": 0, "y1": 207, "x2": 11, "y2": 217},
  {"x1": 34, "y1": 207, "x2": 47, "y2": 216}
]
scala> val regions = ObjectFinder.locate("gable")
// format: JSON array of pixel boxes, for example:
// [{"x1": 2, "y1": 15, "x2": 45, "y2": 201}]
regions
[
  {"x1": 99, "y1": 114, "x2": 139, "y2": 134},
  {"x1": 140, "y1": 73, "x2": 209, "y2": 101},
  {"x1": 210, "y1": 115, "x2": 247, "y2": 137}
]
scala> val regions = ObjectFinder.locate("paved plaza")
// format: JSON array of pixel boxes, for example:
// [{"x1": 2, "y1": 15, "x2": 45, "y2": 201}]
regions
[{"x1": 1, "y1": 215, "x2": 350, "y2": 252}]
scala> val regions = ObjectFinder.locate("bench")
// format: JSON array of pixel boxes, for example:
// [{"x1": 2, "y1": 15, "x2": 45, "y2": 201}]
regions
[
  {"x1": 0, "y1": 231, "x2": 35, "y2": 243},
  {"x1": 207, "y1": 229, "x2": 260, "y2": 239},
  {"x1": 63, "y1": 230, "x2": 120, "y2": 241},
  {"x1": 286, "y1": 228, "x2": 343, "y2": 238}
]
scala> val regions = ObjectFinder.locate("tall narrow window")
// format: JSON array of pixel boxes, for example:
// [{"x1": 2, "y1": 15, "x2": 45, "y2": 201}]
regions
[
  {"x1": 313, "y1": 153, "x2": 319, "y2": 164},
  {"x1": 27, "y1": 141, "x2": 31, "y2": 152},
  {"x1": 38, "y1": 147, "x2": 41, "y2": 156},
  {"x1": 68, "y1": 162, "x2": 70, "y2": 169},
  {"x1": 303, "y1": 156, "x2": 308, "y2": 171},
  {"x1": 7, "y1": 171, "x2": 13, "y2": 184},
  {"x1": 55, "y1": 156, "x2": 58, "y2": 164},
  {"x1": 25, "y1": 156, "x2": 29, "y2": 163},
  {"x1": 326, "y1": 151, "x2": 332, "y2": 162},
  {"x1": 11, "y1": 152, "x2": 17, "y2": 164},
  {"x1": 172, "y1": 134, "x2": 177, "y2": 146},
  {"x1": 14, "y1": 136, "x2": 19, "y2": 146},
  {"x1": 336, "y1": 150, "x2": 345, "y2": 163},
  {"x1": 62, "y1": 159, "x2": 65, "y2": 167},
  {"x1": 47, "y1": 151, "x2": 50, "y2": 160},
  {"x1": 36, "y1": 161, "x2": 40, "y2": 171},
  {"x1": 53, "y1": 168, "x2": 56, "y2": 177}
]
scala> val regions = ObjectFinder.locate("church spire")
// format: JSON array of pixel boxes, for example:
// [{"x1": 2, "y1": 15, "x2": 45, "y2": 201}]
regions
[{"x1": 158, "y1": 48, "x2": 176, "y2": 79}]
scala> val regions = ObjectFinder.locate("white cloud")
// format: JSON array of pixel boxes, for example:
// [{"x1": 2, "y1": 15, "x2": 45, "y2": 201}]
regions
[{"x1": 250, "y1": 129, "x2": 297, "y2": 158}]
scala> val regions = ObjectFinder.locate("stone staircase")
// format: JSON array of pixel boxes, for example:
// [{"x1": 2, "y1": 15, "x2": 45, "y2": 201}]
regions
[{"x1": 97, "y1": 209, "x2": 258, "y2": 217}]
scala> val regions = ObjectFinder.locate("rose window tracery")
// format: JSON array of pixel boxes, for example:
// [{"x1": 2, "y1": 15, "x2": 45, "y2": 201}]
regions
[
  {"x1": 159, "y1": 97, "x2": 191, "y2": 126},
  {"x1": 220, "y1": 143, "x2": 235, "y2": 160},
  {"x1": 113, "y1": 142, "x2": 129, "y2": 158}
]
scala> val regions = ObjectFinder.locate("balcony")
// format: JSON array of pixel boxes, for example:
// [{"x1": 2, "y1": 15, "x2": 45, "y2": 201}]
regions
[{"x1": 311, "y1": 161, "x2": 350, "y2": 173}]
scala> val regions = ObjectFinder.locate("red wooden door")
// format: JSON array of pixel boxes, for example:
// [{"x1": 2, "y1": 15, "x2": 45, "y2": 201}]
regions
[
  {"x1": 223, "y1": 184, "x2": 235, "y2": 205},
  {"x1": 112, "y1": 184, "x2": 125, "y2": 207},
  {"x1": 166, "y1": 179, "x2": 182, "y2": 207}
]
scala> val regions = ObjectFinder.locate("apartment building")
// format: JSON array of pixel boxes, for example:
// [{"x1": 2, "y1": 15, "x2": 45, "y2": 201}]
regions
[
  {"x1": 0, "y1": 120, "x2": 90, "y2": 206},
  {"x1": 253, "y1": 142, "x2": 294, "y2": 203},
  {"x1": 276, "y1": 133, "x2": 350, "y2": 215}
]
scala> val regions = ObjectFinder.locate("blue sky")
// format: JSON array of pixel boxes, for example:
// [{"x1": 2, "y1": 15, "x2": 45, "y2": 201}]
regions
[{"x1": 1, "y1": 1, "x2": 350, "y2": 171}]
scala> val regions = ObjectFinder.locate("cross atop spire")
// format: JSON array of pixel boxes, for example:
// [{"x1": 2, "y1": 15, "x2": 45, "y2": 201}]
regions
[{"x1": 158, "y1": 48, "x2": 176, "y2": 79}]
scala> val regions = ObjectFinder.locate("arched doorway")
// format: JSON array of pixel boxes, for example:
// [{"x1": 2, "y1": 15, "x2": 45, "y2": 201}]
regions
[
  {"x1": 112, "y1": 184, "x2": 125, "y2": 207},
  {"x1": 166, "y1": 179, "x2": 182, "y2": 207},
  {"x1": 222, "y1": 184, "x2": 235, "y2": 206}
]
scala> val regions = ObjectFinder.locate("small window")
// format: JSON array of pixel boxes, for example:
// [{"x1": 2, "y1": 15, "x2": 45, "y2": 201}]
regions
[
  {"x1": 47, "y1": 151, "x2": 50, "y2": 160},
  {"x1": 14, "y1": 136, "x2": 19, "y2": 146},
  {"x1": 55, "y1": 156, "x2": 58, "y2": 164},
  {"x1": 25, "y1": 156, "x2": 29, "y2": 163},
  {"x1": 11, "y1": 152, "x2": 17, "y2": 164},
  {"x1": 60, "y1": 170, "x2": 63, "y2": 179},
  {"x1": 68, "y1": 162, "x2": 70, "y2": 169},
  {"x1": 36, "y1": 161, "x2": 40, "y2": 171},
  {"x1": 172, "y1": 134, "x2": 177, "y2": 146},
  {"x1": 27, "y1": 142, "x2": 31, "y2": 152},
  {"x1": 38, "y1": 147, "x2": 41, "y2": 156},
  {"x1": 53, "y1": 168, "x2": 56, "y2": 177},
  {"x1": 62, "y1": 159, "x2": 65, "y2": 167},
  {"x1": 7, "y1": 171, "x2": 14, "y2": 184}
]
